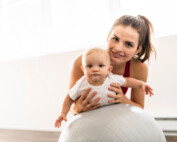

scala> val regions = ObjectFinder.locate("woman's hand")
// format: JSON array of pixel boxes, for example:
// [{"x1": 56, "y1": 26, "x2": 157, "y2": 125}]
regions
[
  {"x1": 73, "y1": 88, "x2": 101, "y2": 114},
  {"x1": 107, "y1": 83, "x2": 129, "y2": 104}
]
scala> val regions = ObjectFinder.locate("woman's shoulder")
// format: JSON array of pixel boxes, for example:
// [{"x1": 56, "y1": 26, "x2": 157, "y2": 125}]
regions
[
  {"x1": 69, "y1": 54, "x2": 83, "y2": 89},
  {"x1": 130, "y1": 59, "x2": 148, "y2": 81},
  {"x1": 73, "y1": 54, "x2": 82, "y2": 67},
  {"x1": 131, "y1": 59, "x2": 148, "y2": 70}
]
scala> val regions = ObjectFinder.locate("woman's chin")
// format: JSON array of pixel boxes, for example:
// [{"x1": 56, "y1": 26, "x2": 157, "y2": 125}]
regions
[{"x1": 111, "y1": 57, "x2": 124, "y2": 64}]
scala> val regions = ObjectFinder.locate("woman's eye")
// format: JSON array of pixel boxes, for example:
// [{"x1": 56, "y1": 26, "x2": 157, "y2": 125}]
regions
[
  {"x1": 87, "y1": 65, "x2": 92, "y2": 68},
  {"x1": 126, "y1": 42, "x2": 133, "y2": 47},
  {"x1": 112, "y1": 37, "x2": 119, "y2": 41},
  {"x1": 99, "y1": 64, "x2": 104, "y2": 67}
]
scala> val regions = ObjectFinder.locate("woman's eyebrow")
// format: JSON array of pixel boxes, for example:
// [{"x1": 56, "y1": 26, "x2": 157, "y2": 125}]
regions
[
  {"x1": 113, "y1": 34, "x2": 135, "y2": 45},
  {"x1": 113, "y1": 34, "x2": 118, "y2": 37}
]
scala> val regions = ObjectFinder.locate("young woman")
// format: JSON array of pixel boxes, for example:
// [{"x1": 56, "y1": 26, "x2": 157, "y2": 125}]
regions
[{"x1": 69, "y1": 15, "x2": 156, "y2": 113}]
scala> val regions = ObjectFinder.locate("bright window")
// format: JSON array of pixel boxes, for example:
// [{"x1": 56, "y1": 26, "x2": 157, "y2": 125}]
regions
[
  {"x1": 0, "y1": 0, "x2": 177, "y2": 61},
  {"x1": 0, "y1": 0, "x2": 120, "y2": 61},
  {"x1": 120, "y1": 0, "x2": 177, "y2": 37}
]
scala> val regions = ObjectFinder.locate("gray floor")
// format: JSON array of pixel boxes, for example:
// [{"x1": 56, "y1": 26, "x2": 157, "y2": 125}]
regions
[
  {"x1": 0, "y1": 129, "x2": 176, "y2": 142},
  {"x1": 0, "y1": 129, "x2": 60, "y2": 142}
]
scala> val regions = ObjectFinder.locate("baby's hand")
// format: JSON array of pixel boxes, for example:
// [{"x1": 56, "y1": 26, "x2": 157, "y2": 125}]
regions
[
  {"x1": 141, "y1": 83, "x2": 154, "y2": 97},
  {"x1": 55, "y1": 113, "x2": 67, "y2": 128}
]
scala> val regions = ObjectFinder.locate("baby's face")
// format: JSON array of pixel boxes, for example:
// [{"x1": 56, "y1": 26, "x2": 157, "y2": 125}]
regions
[{"x1": 82, "y1": 52, "x2": 111, "y2": 86}]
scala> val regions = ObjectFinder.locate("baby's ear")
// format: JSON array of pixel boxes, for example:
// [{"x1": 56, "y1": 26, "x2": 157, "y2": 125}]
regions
[
  {"x1": 108, "y1": 65, "x2": 113, "y2": 74},
  {"x1": 80, "y1": 66, "x2": 84, "y2": 73}
]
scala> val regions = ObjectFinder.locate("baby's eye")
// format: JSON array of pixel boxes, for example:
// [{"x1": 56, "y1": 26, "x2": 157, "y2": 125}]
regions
[
  {"x1": 99, "y1": 64, "x2": 104, "y2": 67},
  {"x1": 87, "y1": 65, "x2": 92, "y2": 68}
]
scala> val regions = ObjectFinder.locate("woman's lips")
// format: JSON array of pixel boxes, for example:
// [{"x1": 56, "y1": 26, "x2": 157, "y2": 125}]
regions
[{"x1": 111, "y1": 51, "x2": 124, "y2": 58}]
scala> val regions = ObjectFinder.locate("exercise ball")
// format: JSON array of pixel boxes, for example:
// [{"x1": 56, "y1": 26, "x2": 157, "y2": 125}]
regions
[{"x1": 59, "y1": 104, "x2": 166, "y2": 142}]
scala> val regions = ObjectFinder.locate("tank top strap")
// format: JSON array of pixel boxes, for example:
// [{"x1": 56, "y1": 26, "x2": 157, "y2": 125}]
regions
[
  {"x1": 121, "y1": 61, "x2": 130, "y2": 95},
  {"x1": 123, "y1": 60, "x2": 130, "y2": 77}
]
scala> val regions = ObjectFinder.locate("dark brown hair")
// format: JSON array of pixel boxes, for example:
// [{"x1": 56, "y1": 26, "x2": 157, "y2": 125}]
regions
[{"x1": 109, "y1": 15, "x2": 156, "y2": 62}]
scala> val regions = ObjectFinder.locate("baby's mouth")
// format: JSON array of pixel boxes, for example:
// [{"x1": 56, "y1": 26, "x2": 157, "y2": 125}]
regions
[{"x1": 91, "y1": 73, "x2": 100, "y2": 76}]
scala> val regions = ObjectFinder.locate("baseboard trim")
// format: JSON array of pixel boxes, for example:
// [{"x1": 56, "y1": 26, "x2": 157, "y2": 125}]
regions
[{"x1": 155, "y1": 117, "x2": 177, "y2": 121}]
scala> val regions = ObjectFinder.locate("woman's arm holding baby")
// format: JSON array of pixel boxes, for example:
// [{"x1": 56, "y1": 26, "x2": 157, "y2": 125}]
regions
[{"x1": 108, "y1": 60, "x2": 149, "y2": 108}]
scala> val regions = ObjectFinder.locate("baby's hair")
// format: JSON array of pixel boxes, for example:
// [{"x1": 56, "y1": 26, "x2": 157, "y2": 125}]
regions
[
  {"x1": 82, "y1": 47, "x2": 111, "y2": 66},
  {"x1": 109, "y1": 15, "x2": 156, "y2": 62}
]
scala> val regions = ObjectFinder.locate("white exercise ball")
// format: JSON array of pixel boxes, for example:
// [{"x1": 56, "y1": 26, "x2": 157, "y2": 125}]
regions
[{"x1": 59, "y1": 104, "x2": 166, "y2": 142}]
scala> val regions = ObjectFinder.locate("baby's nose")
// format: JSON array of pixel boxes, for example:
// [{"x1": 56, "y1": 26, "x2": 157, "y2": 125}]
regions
[{"x1": 93, "y1": 66, "x2": 99, "y2": 71}]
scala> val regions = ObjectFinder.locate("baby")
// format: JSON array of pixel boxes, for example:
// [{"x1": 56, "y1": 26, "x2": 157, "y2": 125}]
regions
[{"x1": 55, "y1": 47, "x2": 153, "y2": 128}]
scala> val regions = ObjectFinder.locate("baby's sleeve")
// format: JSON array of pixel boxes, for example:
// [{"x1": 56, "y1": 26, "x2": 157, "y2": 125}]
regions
[
  {"x1": 68, "y1": 78, "x2": 83, "y2": 101},
  {"x1": 111, "y1": 74, "x2": 125, "y2": 86}
]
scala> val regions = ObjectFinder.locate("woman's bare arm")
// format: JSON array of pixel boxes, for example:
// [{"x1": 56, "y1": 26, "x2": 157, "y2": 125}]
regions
[{"x1": 129, "y1": 60, "x2": 148, "y2": 108}]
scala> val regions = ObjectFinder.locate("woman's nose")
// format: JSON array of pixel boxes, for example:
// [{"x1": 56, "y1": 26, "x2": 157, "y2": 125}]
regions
[{"x1": 114, "y1": 42, "x2": 123, "y2": 52}]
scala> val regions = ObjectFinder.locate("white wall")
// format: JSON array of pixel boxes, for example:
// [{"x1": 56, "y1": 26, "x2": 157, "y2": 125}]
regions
[
  {"x1": 0, "y1": 35, "x2": 177, "y2": 131},
  {"x1": 0, "y1": 50, "x2": 83, "y2": 131},
  {"x1": 145, "y1": 35, "x2": 177, "y2": 117}
]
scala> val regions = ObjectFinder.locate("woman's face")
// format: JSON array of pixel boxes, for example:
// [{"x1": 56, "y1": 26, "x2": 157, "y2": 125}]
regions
[{"x1": 107, "y1": 25, "x2": 140, "y2": 65}]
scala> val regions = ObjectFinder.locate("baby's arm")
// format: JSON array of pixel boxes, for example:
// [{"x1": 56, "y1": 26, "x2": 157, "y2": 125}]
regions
[
  {"x1": 55, "y1": 94, "x2": 73, "y2": 128},
  {"x1": 123, "y1": 77, "x2": 154, "y2": 97}
]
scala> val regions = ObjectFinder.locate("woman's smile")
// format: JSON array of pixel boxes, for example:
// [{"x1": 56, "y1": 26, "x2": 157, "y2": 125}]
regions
[{"x1": 111, "y1": 50, "x2": 125, "y2": 58}]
